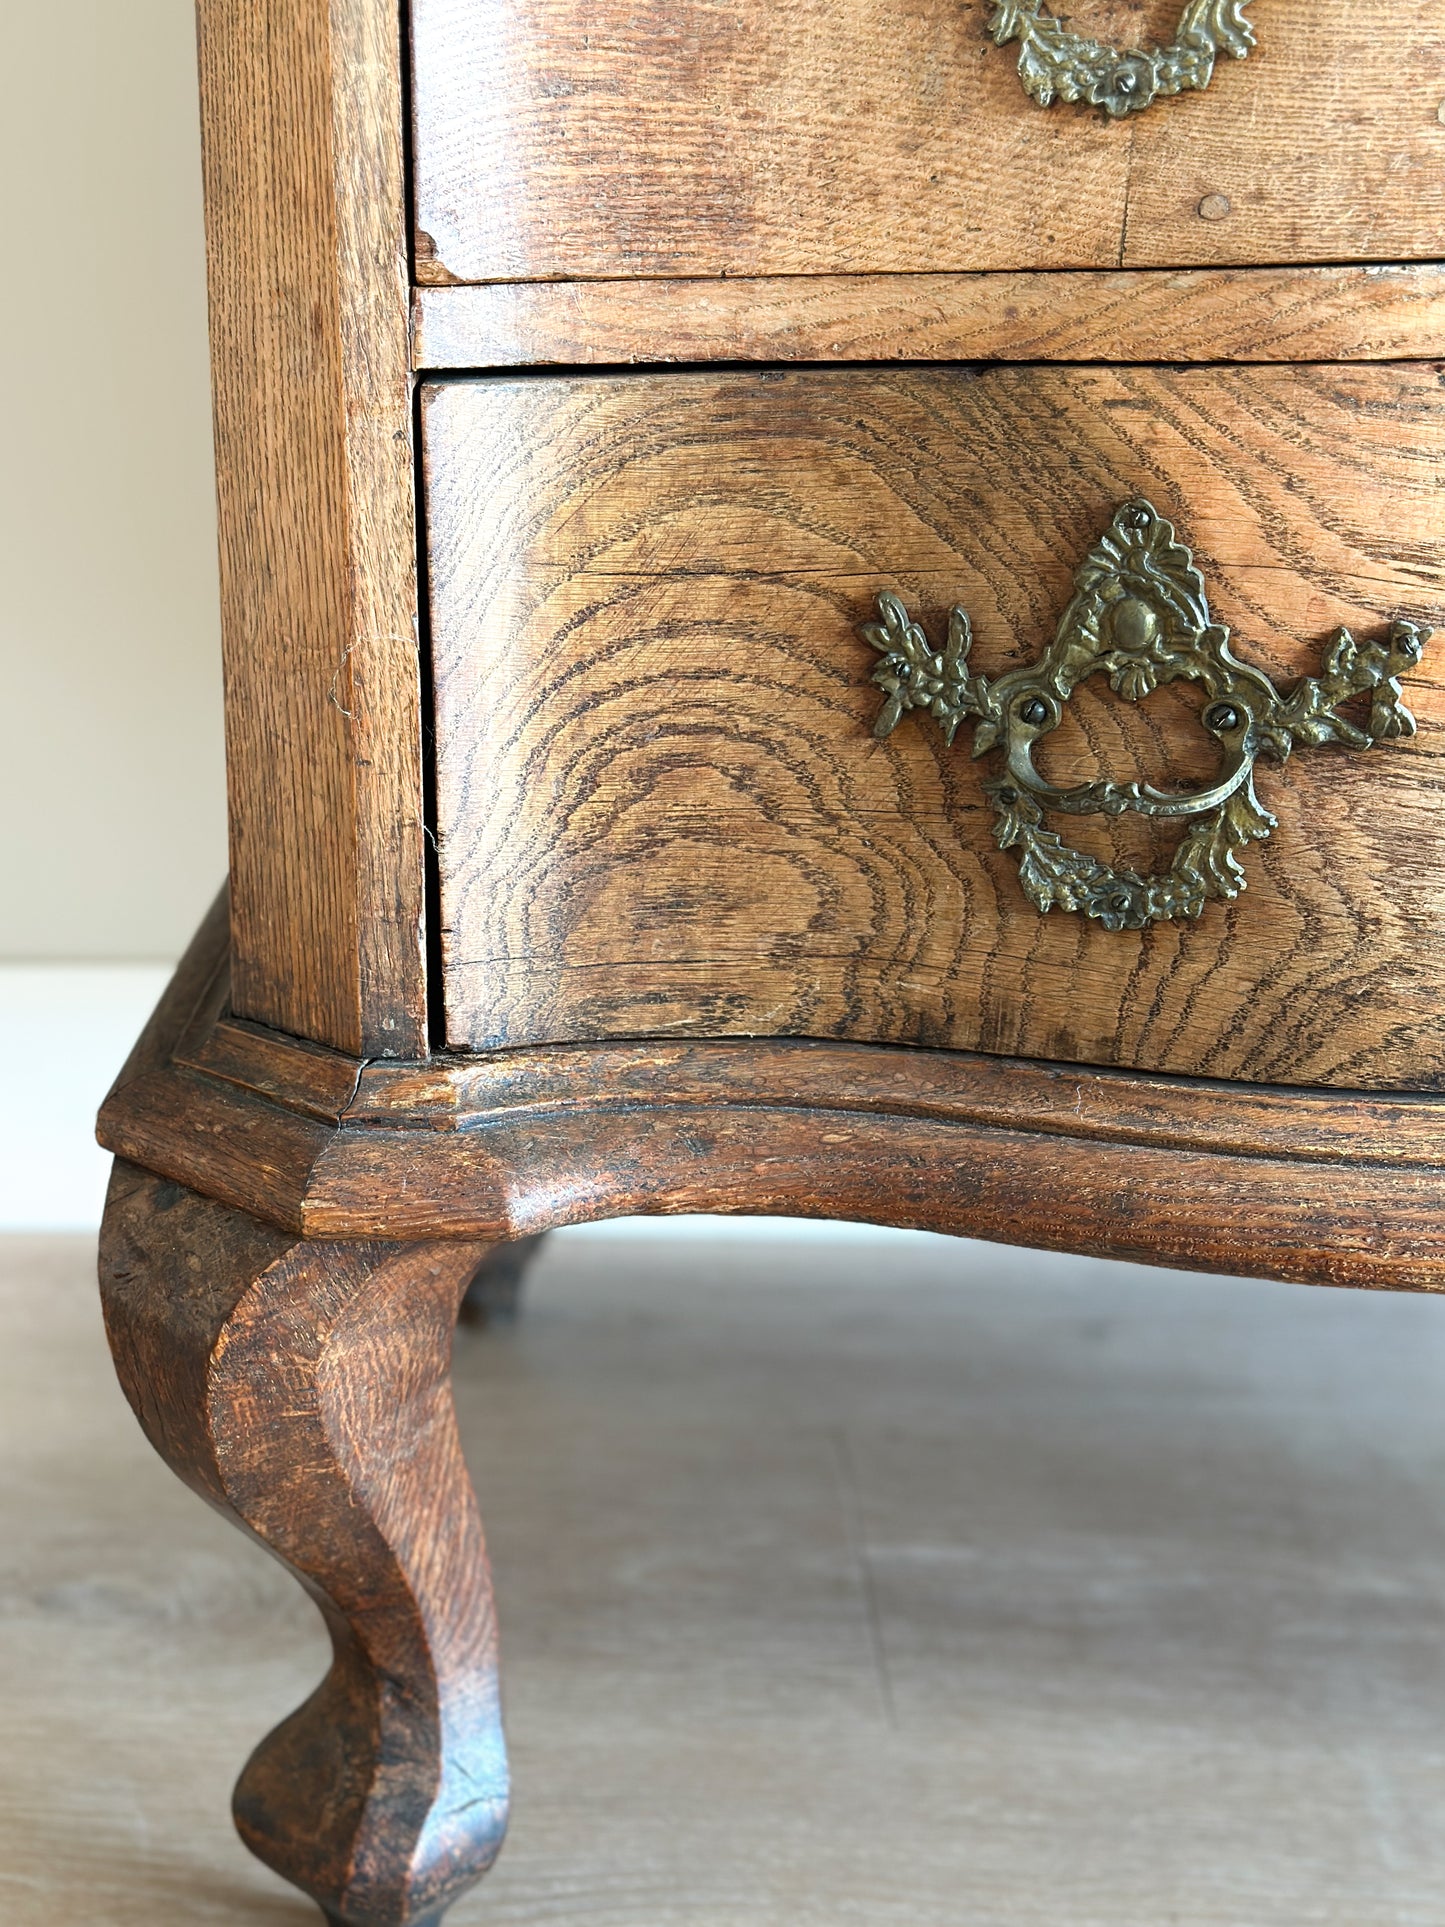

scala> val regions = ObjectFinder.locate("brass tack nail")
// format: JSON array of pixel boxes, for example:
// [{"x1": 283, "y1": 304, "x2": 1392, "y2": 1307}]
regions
[{"x1": 1197, "y1": 192, "x2": 1232, "y2": 221}]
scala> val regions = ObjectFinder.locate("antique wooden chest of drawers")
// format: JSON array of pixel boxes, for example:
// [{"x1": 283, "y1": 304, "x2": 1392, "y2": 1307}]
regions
[{"x1": 98, "y1": 1, "x2": 1445, "y2": 1921}]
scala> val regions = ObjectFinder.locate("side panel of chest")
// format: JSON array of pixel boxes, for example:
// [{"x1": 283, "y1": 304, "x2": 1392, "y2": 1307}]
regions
[{"x1": 423, "y1": 365, "x2": 1445, "y2": 1089}]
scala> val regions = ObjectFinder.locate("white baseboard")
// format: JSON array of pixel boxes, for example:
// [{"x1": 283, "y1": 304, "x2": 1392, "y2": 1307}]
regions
[
  {"x1": 2, "y1": 965, "x2": 174, "y2": 1231},
  {"x1": 0, "y1": 965, "x2": 941, "y2": 1245}
]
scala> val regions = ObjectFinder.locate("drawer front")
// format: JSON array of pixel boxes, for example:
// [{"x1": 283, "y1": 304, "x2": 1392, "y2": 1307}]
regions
[
  {"x1": 410, "y1": 0, "x2": 1445, "y2": 282},
  {"x1": 423, "y1": 365, "x2": 1445, "y2": 1089}
]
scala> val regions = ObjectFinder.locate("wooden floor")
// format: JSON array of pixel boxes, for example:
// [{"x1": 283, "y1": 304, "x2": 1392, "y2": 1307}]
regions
[{"x1": 5, "y1": 1226, "x2": 1445, "y2": 1925}]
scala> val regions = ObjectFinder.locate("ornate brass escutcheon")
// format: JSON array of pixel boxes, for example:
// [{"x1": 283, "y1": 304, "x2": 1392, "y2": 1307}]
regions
[
  {"x1": 864, "y1": 500, "x2": 1434, "y2": 931},
  {"x1": 986, "y1": 1, "x2": 1255, "y2": 116}
]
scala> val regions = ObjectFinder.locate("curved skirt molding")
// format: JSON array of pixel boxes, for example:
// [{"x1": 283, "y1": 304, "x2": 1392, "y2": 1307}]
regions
[{"x1": 94, "y1": 897, "x2": 1445, "y2": 1293}]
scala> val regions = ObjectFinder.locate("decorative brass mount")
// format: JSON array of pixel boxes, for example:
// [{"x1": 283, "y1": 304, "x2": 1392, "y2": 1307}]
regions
[
  {"x1": 864, "y1": 500, "x2": 1433, "y2": 931},
  {"x1": 986, "y1": 1, "x2": 1255, "y2": 116}
]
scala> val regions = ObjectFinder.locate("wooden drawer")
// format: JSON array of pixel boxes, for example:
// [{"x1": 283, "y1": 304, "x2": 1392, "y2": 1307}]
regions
[
  {"x1": 423, "y1": 364, "x2": 1445, "y2": 1087},
  {"x1": 410, "y1": 0, "x2": 1445, "y2": 283}
]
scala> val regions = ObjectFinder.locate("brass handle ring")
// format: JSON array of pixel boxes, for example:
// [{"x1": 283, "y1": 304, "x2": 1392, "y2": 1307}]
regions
[
  {"x1": 987, "y1": 1, "x2": 1255, "y2": 116},
  {"x1": 864, "y1": 500, "x2": 1434, "y2": 931}
]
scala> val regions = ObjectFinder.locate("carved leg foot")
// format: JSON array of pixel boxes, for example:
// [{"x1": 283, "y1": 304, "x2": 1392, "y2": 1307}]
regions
[
  {"x1": 458, "y1": 1233, "x2": 549, "y2": 1328},
  {"x1": 98, "y1": 1161, "x2": 508, "y2": 1927}
]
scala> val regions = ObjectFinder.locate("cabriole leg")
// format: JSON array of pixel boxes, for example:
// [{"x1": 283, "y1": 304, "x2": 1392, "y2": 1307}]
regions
[{"x1": 98, "y1": 1160, "x2": 508, "y2": 1927}]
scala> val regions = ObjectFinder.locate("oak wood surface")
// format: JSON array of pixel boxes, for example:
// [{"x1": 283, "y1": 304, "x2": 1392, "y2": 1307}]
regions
[
  {"x1": 197, "y1": 0, "x2": 426, "y2": 1055},
  {"x1": 411, "y1": 265, "x2": 1445, "y2": 371},
  {"x1": 103, "y1": 1048, "x2": 1445, "y2": 1292},
  {"x1": 96, "y1": 919, "x2": 1445, "y2": 1291},
  {"x1": 303, "y1": 1110, "x2": 1445, "y2": 1291},
  {"x1": 422, "y1": 365, "x2": 1445, "y2": 1089},
  {"x1": 105, "y1": 9, "x2": 1445, "y2": 1923},
  {"x1": 114, "y1": 926, "x2": 1445, "y2": 1178},
  {"x1": 99, "y1": 1162, "x2": 507, "y2": 1927},
  {"x1": 100, "y1": 908, "x2": 1445, "y2": 1186},
  {"x1": 409, "y1": 0, "x2": 1445, "y2": 284},
  {"x1": 106, "y1": 888, "x2": 231, "y2": 1097},
  {"x1": 107, "y1": 1009, "x2": 1445, "y2": 1217},
  {"x1": 1122, "y1": 3, "x2": 1445, "y2": 270}
]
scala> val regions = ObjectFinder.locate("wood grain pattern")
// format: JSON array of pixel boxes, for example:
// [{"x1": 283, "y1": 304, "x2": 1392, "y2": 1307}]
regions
[
  {"x1": 1123, "y1": 3, "x2": 1445, "y2": 270},
  {"x1": 344, "y1": 1039, "x2": 1445, "y2": 1174},
  {"x1": 100, "y1": 1028, "x2": 1445, "y2": 1292},
  {"x1": 411, "y1": 265, "x2": 1445, "y2": 370},
  {"x1": 197, "y1": 0, "x2": 426, "y2": 1055},
  {"x1": 303, "y1": 1106, "x2": 1445, "y2": 1291},
  {"x1": 96, "y1": 923, "x2": 1445, "y2": 1291},
  {"x1": 108, "y1": 8, "x2": 1445, "y2": 1920},
  {"x1": 422, "y1": 365, "x2": 1445, "y2": 1088},
  {"x1": 180, "y1": 1014, "x2": 364, "y2": 1123},
  {"x1": 99, "y1": 1161, "x2": 507, "y2": 1927},
  {"x1": 105, "y1": 887, "x2": 232, "y2": 1099},
  {"x1": 409, "y1": 0, "x2": 1445, "y2": 283}
]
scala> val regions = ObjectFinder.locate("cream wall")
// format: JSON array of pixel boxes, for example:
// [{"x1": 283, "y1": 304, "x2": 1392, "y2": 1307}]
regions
[{"x1": 0, "y1": 3, "x2": 226, "y2": 961}]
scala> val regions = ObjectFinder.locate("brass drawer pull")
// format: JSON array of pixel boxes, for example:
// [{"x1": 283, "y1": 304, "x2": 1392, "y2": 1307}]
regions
[
  {"x1": 865, "y1": 500, "x2": 1433, "y2": 931},
  {"x1": 987, "y1": 1, "x2": 1256, "y2": 116}
]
